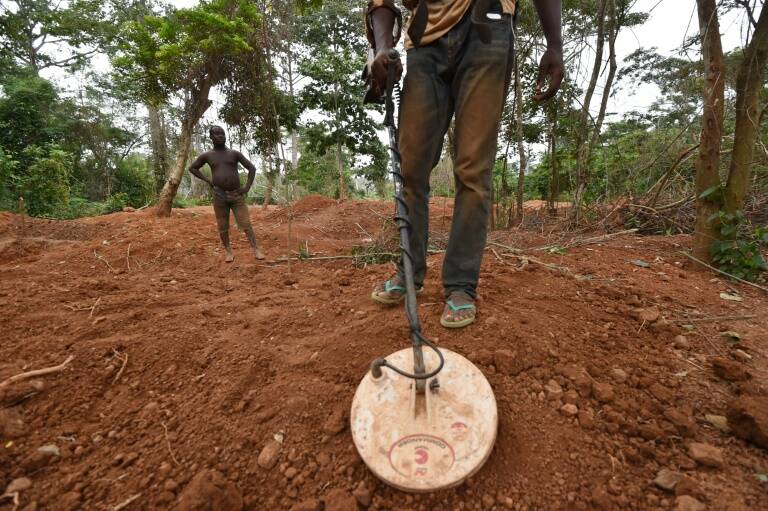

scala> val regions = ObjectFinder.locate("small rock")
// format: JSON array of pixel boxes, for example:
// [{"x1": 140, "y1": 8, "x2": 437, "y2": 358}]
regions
[
  {"x1": 712, "y1": 357, "x2": 750, "y2": 382},
  {"x1": 592, "y1": 382, "x2": 615, "y2": 403},
  {"x1": 5, "y1": 477, "x2": 33, "y2": 493},
  {"x1": 0, "y1": 408, "x2": 27, "y2": 438},
  {"x1": 654, "y1": 468, "x2": 682, "y2": 491},
  {"x1": 688, "y1": 442, "x2": 724, "y2": 468},
  {"x1": 324, "y1": 488, "x2": 357, "y2": 511},
  {"x1": 732, "y1": 349, "x2": 752, "y2": 362},
  {"x1": 727, "y1": 395, "x2": 768, "y2": 449},
  {"x1": 560, "y1": 365, "x2": 593, "y2": 397},
  {"x1": 493, "y1": 349, "x2": 517, "y2": 375},
  {"x1": 560, "y1": 404, "x2": 579, "y2": 416},
  {"x1": 544, "y1": 379, "x2": 563, "y2": 400},
  {"x1": 176, "y1": 469, "x2": 243, "y2": 511},
  {"x1": 704, "y1": 414, "x2": 730, "y2": 433},
  {"x1": 482, "y1": 493, "x2": 495, "y2": 508},
  {"x1": 285, "y1": 467, "x2": 298, "y2": 480},
  {"x1": 122, "y1": 206, "x2": 136, "y2": 212},
  {"x1": 664, "y1": 409, "x2": 697, "y2": 437},
  {"x1": 674, "y1": 475, "x2": 703, "y2": 498},
  {"x1": 352, "y1": 481, "x2": 372, "y2": 508},
  {"x1": 163, "y1": 479, "x2": 178, "y2": 492},
  {"x1": 638, "y1": 307, "x2": 661, "y2": 323},
  {"x1": 578, "y1": 411, "x2": 595, "y2": 429},
  {"x1": 611, "y1": 368, "x2": 628, "y2": 383},
  {"x1": 675, "y1": 495, "x2": 706, "y2": 511},
  {"x1": 257, "y1": 440, "x2": 281, "y2": 469},
  {"x1": 649, "y1": 383, "x2": 674, "y2": 403},
  {"x1": 673, "y1": 335, "x2": 690, "y2": 349},
  {"x1": 290, "y1": 499, "x2": 322, "y2": 511},
  {"x1": 323, "y1": 408, "x2": 346, "y2": 436}
]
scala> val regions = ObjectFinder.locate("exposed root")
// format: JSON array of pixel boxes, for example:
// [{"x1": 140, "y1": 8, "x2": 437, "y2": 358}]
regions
[{"x1": 0, "y1": 355, "x2": 74, "y2": 390}]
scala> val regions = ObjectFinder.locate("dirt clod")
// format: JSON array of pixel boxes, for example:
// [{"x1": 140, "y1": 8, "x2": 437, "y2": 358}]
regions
[
  {"x1": 5, "y1": 477, "x2": 33, "y2": 494},
  {"x1": 712, "y1": 357, "x2": 750, "y2": 382},
  {"x1": 654, "y1": 468, "x2": 683, "y2": 491},
  {"x1": 175, "y1": 469, "x2": 243, "y2": 511},
  {"x1": 323, "y1": 488, "x2": 356, "y2": 511},
  {"x1": 675, "y1": 495, "x2": 706, "y2": 511},
  {"x1": 727, "y1": 395, "x2": 768, "y2": 449},
  {"x1": 688, "y1": 442, "x2": 724, "y2": 468}
]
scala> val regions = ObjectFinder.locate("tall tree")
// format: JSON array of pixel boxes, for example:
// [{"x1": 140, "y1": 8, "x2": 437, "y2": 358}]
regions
[
  {"x1": 693, "y1": 0, "x2": 726, "y2": 261},
  {"x1": 114, "y1": 0, "x2": 268, "y2": 216}
]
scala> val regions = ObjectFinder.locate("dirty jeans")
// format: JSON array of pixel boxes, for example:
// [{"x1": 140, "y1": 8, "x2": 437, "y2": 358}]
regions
[
  {"x1": 212, "y1": 187, "x2": 252, "y2": 234},
  {"x1": 397, "y1": 9, "x2": 514, "y2": 299}
]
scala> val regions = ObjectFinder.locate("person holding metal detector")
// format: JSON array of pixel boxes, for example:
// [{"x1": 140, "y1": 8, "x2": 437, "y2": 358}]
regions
[{"x1": 366, "y1": 0, "x2": 563, "y2": 328}]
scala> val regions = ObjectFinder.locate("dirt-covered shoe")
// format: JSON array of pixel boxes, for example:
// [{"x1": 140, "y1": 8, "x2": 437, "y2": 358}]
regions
[
  {"x1": 440, "y1": 291, "x2": 476, "y2": 329},
  {"x1": 371, "y1": 276, "x2": 423, "y2": 305}
]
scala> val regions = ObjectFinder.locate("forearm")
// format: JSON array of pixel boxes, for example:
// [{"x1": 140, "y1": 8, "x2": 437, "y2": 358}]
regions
[
  {"x1": 243, "y1": 168, "x2": 255, "y2": 191},
  {"x1": 532, "y1": 0, "x2": 563, "y2": 49},
  {"x1": 189, "y1": 167, "x2": 212, "y2": 185},
  {"x1": 372, "y1": 8, "x2": 396, "y2": 51}
]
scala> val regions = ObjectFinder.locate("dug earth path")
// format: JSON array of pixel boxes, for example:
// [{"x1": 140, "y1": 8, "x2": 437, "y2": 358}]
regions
[{"x1": 0, "y1": 197, "x2": 767, "y2": 510}]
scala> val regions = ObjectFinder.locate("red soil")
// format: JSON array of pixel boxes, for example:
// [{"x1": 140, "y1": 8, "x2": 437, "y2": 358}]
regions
[{"x1": 0, "y1": 200, "x2": 766, "y2": 511}]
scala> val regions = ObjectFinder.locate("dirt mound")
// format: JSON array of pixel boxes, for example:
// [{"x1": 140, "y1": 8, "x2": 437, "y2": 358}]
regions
[
  {"x1": 0, "y1": 203, "x2": 766, "y2": 510},
  {"x1": 267, "y1": 194, "x2": 337, "y2": 220}
]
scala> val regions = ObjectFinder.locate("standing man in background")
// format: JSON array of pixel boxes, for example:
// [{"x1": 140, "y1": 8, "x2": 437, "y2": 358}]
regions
[
  {"x1": 188, "y1": 125, "x2": 266, "y2": 263},
  {"x1": 368, "y1": 0, "x2": 564, "y2": 328}
]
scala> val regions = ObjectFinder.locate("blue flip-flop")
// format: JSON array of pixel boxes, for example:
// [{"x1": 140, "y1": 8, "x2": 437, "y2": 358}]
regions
[
  {"x1": 371, "y1": 279, "x2": 423, "y2": 305},
  {"x1": 440, "y1": 297, "x2": 476, "y2": 328}
]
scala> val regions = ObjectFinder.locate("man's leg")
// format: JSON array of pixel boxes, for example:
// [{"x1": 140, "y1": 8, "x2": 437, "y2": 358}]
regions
[
  {"x1": 213, "y1": 194, "x2": 234, "y2": 262},
  {"x1": 232, "y1": 196, "x2": 264, "y2": 260},
  {"x1": 372, "y1": 44, "x2": 454, "y2": 304},
  {"x1": 441, "y1": 15, "x2": 514, "y2": 323}
]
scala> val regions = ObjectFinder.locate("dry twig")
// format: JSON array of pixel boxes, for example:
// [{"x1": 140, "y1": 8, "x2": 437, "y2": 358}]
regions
[
  {"x1": 162, "y1": 422, "x2": 181, "y2": 466},
  {"x1": 112, "y1": 493, "x2": 141, "y2": 511},
  {"x1": 111, "y1": 349, "x2": 128, "y2": 386},
  {"x1": 0, "y1": 355, "x2": 74, "y2": 389},
  {"x1": 89, "y1": 297, "x2": 101, "y2": 319},
  {"x1": 94, "y1": 251, "x2": 115, "y2": 273},
  {"x1": 680, "y1": 251, "x2": 768, "y2": 294}
]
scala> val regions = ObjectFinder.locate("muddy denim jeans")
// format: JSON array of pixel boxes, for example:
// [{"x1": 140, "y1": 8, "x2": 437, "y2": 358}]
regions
[{"x1": 397, "y1": 8, "x2": 514, "y2": 299}]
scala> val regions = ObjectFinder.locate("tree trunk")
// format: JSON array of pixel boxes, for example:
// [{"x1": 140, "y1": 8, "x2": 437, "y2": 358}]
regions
[
  {"x1": 336, "y1": 142, "x2": 347, "y2": 201},
  {"x1": 572, "y1": 0, "x2": 608, "y2": 219},
  {"x1": 513, "y1": 52, "x2": 527, "y2": 226},
  {"x1": 693, "y1": 0, "x2": 726, "y2": 262},
  {"x1": 724, "y1": 5, "x2": 768, "y2": 214},
  {"x1": 155, "y1": 80, "x2": 212, "y2": 217},
  {"x1": 147, "y1": 103, "x2": 170, "y2": 195}
]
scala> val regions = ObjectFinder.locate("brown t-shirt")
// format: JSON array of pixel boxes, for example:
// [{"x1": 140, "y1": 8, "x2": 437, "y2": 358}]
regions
[{"x1": 366, "y1": 0, "x2": 517, "y2": 50}]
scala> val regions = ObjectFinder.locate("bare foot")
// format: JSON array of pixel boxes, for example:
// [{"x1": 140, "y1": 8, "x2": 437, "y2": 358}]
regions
[
  {"x1": 225, "y1": 251, "x2": 235, "y2": 263},
  {"x1": 254, "y1": 248, "x2": 265, "y2": 260}
]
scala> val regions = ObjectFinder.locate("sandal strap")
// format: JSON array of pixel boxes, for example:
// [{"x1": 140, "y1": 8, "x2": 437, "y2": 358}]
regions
[
  {"x1": 384, "y1": 280, "x2": 406, "y2": 293},
  {"x1": 446, "y1": 299, "x2": 475, "y2": 312}
]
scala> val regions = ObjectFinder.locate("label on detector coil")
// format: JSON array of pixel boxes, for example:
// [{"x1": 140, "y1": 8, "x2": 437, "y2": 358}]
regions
[{"x1": 388, "y1": 434, "x2": 456, "y2": 479}]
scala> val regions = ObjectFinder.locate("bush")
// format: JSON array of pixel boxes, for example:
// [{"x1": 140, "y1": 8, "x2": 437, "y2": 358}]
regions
[
  {"x1": 113, "y1": 155, "x2": 155, "y2": 207},
  {"x1": 104, "y1": 192, "x2": 130, "y2": 213},
  {"x1": 15, "y1": 145, "x2": 72, "y2": 216},
  {"x1": 709, "y1": 211, "x2": 768, "y2": 282}
]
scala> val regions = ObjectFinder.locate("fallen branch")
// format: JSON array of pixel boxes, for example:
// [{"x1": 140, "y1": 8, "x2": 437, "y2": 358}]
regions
[
  {"x1": 535, "y1": 229, "x2": 638, "y2": 252},
  {"x1": 112, "y1": 493, "x2": 141, "y2": 511},
  {"x1": 0, "y1": 355, "x2": 74, "y2": 390},
  {"x1": 111, "y1": 349, "x2": 128, "y2": 386},
  {"x1": 162, "y1": 422, "x2": 181, "y2": 466},
  {"x1": 680, "y1": 251, "x2": 768, "y2": 294},
  {"x1": 503, "y1": 253, "x2": 571, "y2": 274},
  {"x1": 673, "y1": 314, "x2": 757, "y2": 323},
  {"x1": 487, "y1": 240, "x2": 523, "y2": 254}
]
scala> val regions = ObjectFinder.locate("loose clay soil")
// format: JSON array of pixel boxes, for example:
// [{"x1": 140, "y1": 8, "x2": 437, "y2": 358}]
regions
[{"x1": 1, "y1": 197, "x2": 766, "y2": 511}]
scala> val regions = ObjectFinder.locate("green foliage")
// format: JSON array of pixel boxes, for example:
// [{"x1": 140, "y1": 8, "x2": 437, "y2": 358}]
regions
[
  {"x1": 113, "y1": 155, "x2": 155, "y2": 207},
  {"x1": 104, "y1": 192, "x2": 130, "y2": 213},
  {"x1": 14, "y1": 145, "x2": 72, "y2": 216},
  {"x1": 709, "y1": 211, "x2": 768, "y2": 282}
]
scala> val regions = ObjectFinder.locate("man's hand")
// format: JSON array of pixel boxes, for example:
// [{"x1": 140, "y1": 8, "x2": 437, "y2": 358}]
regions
[
  {"x1": 371, "y1": 47, "x2": 402, "y2": 96},
  {"x1": 533, "y1": 47, "x2": 564, "y2": 102}
]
